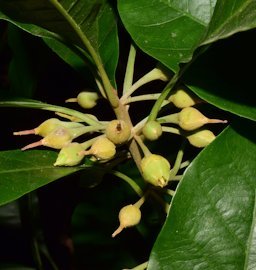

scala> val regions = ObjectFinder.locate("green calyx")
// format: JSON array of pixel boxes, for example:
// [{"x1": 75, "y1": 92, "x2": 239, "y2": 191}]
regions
[
  {"x1": 141, "y1": 154, "x2": 170, "y2": 187},
  {"x1": 54, "y1": 142, "x2": 85, "y2": 166},
  {"x1": 142, "y1": 120, "x2": 162, "y2": 141},
  {"x1": 187, "y1": 129, "x2": 216, "y2": 148},
  {"x1": 105, "y1": 120, "x2": 131, "y2": 145}
]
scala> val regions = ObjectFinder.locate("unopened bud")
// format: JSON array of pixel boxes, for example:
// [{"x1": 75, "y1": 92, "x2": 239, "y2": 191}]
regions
[
  {"x1": 66, "y1": 91, "x2": 99, "y2": 109},
  {"x1": 54, "y1": 143, "x2": 85, "y2": 166},
  {"x1": 81, "y1": 137, "x2": 116, "y2": 160},
  {"x1": 187, "y1": 129, "x2": 216, "y2": 148},
  {"x1": 169, "y1": 89, "x2": 197, "y2": 108},
  {"x1": 105, "y1": 120, "x2": 131, "y2": 145},
  {"x1": 178, "y1": 107, "x2": 227, "y2": 131},
  {"x1": 112, "y1": 204, "x2": 141, "y2": 237},
  {"x1": 142, "y1": 121, "x2": 162, "y2": 141},
  {"x1": 141, "y1": 154, "x2": 170, "y2": 187}
]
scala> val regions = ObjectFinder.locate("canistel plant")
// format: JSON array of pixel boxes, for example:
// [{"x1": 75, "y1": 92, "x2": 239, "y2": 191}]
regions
[{"x1": 0, "y1": 1, "x2": 256, "y2": 270}]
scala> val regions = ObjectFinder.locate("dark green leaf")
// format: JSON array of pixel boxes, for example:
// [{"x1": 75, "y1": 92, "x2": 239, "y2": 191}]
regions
[
  {"x1": 0, "y1": 150, "x2": 82, "y2": 206},
  {"x1": 185, "y1": 31, "x2": 256, "y2": 121},
  {"x1": 0, "y1": 0, "x2": 118, "y2": 83},
  {"x1": 118, "y1": 0, "x2": 216, "y2": 71},
  {"x1": 203, "y1": 0, "x2": 256, "y2": 45},
  {"x1": 148, "y1": 119, "x2": 256, "y2": 270}
]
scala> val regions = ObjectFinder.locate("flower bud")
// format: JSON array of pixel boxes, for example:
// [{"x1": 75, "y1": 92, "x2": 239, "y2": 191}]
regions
[
  {"x1": 21, "y1": 127, "x2": 73, "y2": 151},
  {"x1": 187, "y1": 129, "x2": 216, "y2": 148},
  {"x1": 112, "y1": 204, "x2": 141, "y2": 237},
  {"x1": 54, "y1": 143, "x2": 85, "y2": 166},
  {"x1": 89, "y1": 137, "x2": 116, "y2": 160},
  {"x1": 169, "y1": 89, "x2": 197, "y2": 108},
  {"x1": 66, "y1": 91, "x2": 99, "y2": 109},
  {"x1": 13, "y1": 118, "x2": 84, "y2": 138},
  {"x1": 178, "y1": 107, "x2": 227, "y2": 131},
  {"x1": 42, "y1": 127, "x2": 73, "y2": 149},
  {"x1": 105, "y1": 120, "x2": 131, "y2": 145},
  {"x1": 142, "y1": 121, "x2": 162, "y2": 141},
  {"x1": 141, "y1": 154, "x2": 170, "y2": 187}
]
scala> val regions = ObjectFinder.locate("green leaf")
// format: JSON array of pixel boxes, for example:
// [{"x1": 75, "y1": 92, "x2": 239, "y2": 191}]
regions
[
  {"x1": 148, "y1": 119, "x2": 256, "y2": 269},
  {"x1": 0, "y1": 0, "x2": 118, "y2": 84},
  {"x1": 118, "y1": 0, "x2": 217, "y2": 71},
  {"x1": 203, "y1": 0, "x2": 256, "y2": 45},
  {"x1": 0, "y1": 99, "x2": 101, "y2": 126},
  {"x1": 0, "y1": 150, "x2": 82, "y2": 206},
  {"x1": 118, "y1": 0, "x2": 256, "y2": 72},
  {"x1": 184, "y1": 31, "x2": 256, "y2": 121}
]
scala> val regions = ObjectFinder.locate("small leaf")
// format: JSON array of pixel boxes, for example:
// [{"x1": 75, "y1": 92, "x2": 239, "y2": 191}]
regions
[
  {"x1": 148, "y1": 119, "x2": 256, "y2": 269},
  {"x1": 0, "y1": 150, "x2": 82, "y2": 206}
]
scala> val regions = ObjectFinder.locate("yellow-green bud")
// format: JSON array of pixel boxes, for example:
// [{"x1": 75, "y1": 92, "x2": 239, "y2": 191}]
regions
[
  {"x1": 141, "y1": 154, "x2": 170, "y2": 187},
  {"x1": 42, "y1": 127, "x2": 73, "y2": 149},
  {"x1": 178, "y1": 107, "x2": 227, "y2": 131},
  {"x1": 77, "y1": 91, "x2": 99, "y2": 109},
  {"x1": 142, "y1": 121, "x2": 162, "y2": 141},
  {"x1": 90, "y1": 137, "x2": 116, "y2": 160},
  {"x1": 169, "y1": 89, "x2": 197, "y2": 108},
  {"x1": 187, "y1": 129, "x2": 216, "y2": 148},
  {"x1": 112, "y1": 204, "x2": 141, "y2": 237},
  {"x1": 105, "y1": 120, "x2": 131, "y2": 145},
  {"x1": 54, "y1": 143, "x2": 85, "y2": 166},
  {"x1": 66, "y1": 91, "x2": 99, "y2": 109}
]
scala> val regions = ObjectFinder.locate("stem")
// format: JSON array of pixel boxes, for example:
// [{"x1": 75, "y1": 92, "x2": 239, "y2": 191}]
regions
[
  {"x1": 148, "y1": 72, "x2": 180, "y2": 121},
  {"x1": 180, "y1": 160, "x2": 190, "y2": 169},
  {"x1": 161, "y1": 126, "x2": 181, "y2": 136},
  {"x1": 70, "y1": 125, "x2": 105, "y2": 139},
  {"x1": 166, "y1": 189, "x2": 176, "y2": 196},
  {"x1": 134, "y1": 135, "x2": 151, "y2": 157},
  {"x1": 111, "y1": 170, "x2": 143, "y2": 196},
  {"x1": 124, "y1": 261, "x2": 148, "y2": 270},
  {"x1": 124, "y1": 93, "x2": 161, "y2": 104},
  {"x1": 134, "y1": 193, "x2": 147, "y2": 208},
  {"x1": 121, "y1": 67, "x2": 168, "y2": 102},
  {"x1": 157, "y1": 113, "x2": 179, "y2": 124},
  {"x1": 43, "y1": 105, "x2": 102, "y2": 126},
  {"x1": 80, "y1": 134, "x2": 104, "y2": 149},
  {"x1": 32, "y1": 239, "x2": 44, "y2": 270},
  {"x1": 49, "y1": 0, "x2": 118, "y2": 108},
  {"x1": 172, "y1": 175, "x2": 183, "y2": 181},
  {"x1": 123, "y1": 43, "x2": 137, "y2": 95},
  {"x1": 169, "y1": 140, "x2": 186, "y2": 180}
]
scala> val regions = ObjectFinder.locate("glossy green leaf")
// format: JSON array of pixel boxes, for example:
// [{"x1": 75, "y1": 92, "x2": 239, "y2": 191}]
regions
[
  {"x1": 118, "y1": 0, "x2": 256, "y2": 72},
  {"x1": 0, "y1": 0, "x2": 118, "y2": 83},
  {"x1": 118, "y1": 0, "x2": 216, "y2": 71},
  {"x1": 184, "y1": 30, "x2": 256, "y2": 121},
  {"x1": 148, "y1": 119, "x2": 256, "y2": 269},
  {"x1": 0, "y1": 150, "x2": 82, "y2": 206},
  {"x1": 203, "y1": 0, "x2": 256, "y2": 45}
]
